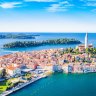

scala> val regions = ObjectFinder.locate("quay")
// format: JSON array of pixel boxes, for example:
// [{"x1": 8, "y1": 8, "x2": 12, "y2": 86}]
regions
[{"x1": 0, "y1": 75, "x2": 46, "y2": 96}]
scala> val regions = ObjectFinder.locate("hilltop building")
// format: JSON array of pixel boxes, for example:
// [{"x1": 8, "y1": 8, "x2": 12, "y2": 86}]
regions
[{"x1": 76, "y1": 33, "x2": 93, "y2": 52}]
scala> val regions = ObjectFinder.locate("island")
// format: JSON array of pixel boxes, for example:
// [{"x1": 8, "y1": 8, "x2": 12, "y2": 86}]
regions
[
  {"x1": 0, "y1": 33, "x2": 96, "y2": 96},
  {"x1": 0, "y1": 46, "x2": 96, "y2": 95},
  {"x1": 0, "y1": 33, "x2": 40, "y2": 39},
  {"x1": 3, "y1": 38, "x2": 81, "y2": 48}
]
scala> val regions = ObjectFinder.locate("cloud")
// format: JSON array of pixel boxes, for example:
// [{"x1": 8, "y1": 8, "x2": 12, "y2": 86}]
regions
[
  {"x1": 24, "y1": 0, "x2": 55, "y2": 2},
  {"x1": 0, "y1": 2, "x2": 22, "y2": 9},
  {"x1": 86, "y1": 2, "x2": 96, "y2": 6},
  {"x1": 80, "y1": 0, "x2": 96, "y2": 7},
  {"x1": 47, "y1": 1, "x2": 74, "y2": 12},
  {"x1": 80, "y1": 0, "x2": 96, "y2": 12},
  {"x1": 81, "y1": 0, "x2": 96, "y2": 1}
]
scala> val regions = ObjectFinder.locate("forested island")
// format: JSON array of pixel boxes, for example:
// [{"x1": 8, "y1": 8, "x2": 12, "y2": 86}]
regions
[
  {"x1": 3, "y1": 38, "x2": 81, "y2": 48},
  {"x1": 0, "y1": 33, "x2": 40, "y2": 39}
]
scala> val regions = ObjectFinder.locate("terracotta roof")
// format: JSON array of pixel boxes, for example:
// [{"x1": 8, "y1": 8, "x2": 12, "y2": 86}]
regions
[{"x1": 6, "y1": 64, "x2": 19, "y2": 70}]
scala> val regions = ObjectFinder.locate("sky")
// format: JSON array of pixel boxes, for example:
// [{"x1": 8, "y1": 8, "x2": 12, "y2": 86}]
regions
[{"x1": 0, "y1": 0, "x2": 96, "y2": 32}]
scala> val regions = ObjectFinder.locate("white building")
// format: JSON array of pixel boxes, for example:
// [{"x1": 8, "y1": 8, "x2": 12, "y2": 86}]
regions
[{"x1": 6, "y1": 64, "x2": 21, "y2": 77}]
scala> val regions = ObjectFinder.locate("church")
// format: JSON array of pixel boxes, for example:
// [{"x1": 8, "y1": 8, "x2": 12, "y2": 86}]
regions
[{"x1": 76, "y1": 33, "x2": 93, "y2": 52}]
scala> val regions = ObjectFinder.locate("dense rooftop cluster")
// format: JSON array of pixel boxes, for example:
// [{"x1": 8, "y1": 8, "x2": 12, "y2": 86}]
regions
[
  {"x1": 0, "y1": 48, "x2": 96, "y2": 77},
  {"x1": 0, "y1": 48, "x2": 96, "y2": 93}
]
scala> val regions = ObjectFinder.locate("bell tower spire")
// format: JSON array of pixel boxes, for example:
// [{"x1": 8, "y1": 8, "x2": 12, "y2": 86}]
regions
[{"x1": 85, "y1": 32, "x2": 88, "y2": 49}]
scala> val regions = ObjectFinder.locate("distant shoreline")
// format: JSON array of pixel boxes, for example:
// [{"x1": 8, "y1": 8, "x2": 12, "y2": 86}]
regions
[{"x1": 0, "y1": 33, "x2": 40, "y2": 39}]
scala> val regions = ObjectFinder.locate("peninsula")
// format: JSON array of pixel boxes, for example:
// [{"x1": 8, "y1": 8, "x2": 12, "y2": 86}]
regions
[{"x1": 0, "y1": 33, "x2": 96, "y2": 95}]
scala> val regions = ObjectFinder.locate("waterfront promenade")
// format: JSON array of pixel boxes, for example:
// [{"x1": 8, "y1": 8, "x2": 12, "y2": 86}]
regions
[{"x1": 0, "y1": 75, "x2": 46, "y2": 96}]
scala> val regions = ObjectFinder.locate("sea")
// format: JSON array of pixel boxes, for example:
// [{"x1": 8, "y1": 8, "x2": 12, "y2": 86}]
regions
[
  {"x1": 9, "y1": 73, "x2": 96, "y2": 96},
  {"x1": 0, "y1": 33, "x2": 96, "y2": 55},
  {"x1": 1, "y1": 32, "x2": 96, "y2": 96}
]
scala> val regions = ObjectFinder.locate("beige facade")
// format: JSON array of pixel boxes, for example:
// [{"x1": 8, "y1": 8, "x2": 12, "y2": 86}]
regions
[{"x1": 76, "y1": 44, "x2": 93, "y2": 52}]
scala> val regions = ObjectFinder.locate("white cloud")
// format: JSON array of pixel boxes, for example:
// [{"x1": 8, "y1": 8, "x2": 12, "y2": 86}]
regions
[
  {"x1": 47, "y1": 1, "x2": 73, "y2": 12},
  {"x1": 24, "y1": 0, "x2": 55, "y2": 2},
  {"x1": 0, "y1": 2, "x2": 22, "y2": 9},
  {"x1": 80, "y1": 0, "x2": 96, "y2": 6},
  {"x1": 80, "y1": 0, "x2": 96, "y2": 1},
  {"x1": 80, "y1": 0, "x2": 96, "y2": 2},
  {"x1": 86, "y1": 2, "x2": 96, "y2": 6},
  {"x1": 47, "y1": 4, "x2": 67, "y2": 12}
]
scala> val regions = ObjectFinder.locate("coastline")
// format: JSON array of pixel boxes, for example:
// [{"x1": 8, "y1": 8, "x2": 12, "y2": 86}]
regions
[
  {"x1": 1, "y1": 71, "x2": 94, "y2": 96},
  {"x1": 0, "y1": 74, "x2": 47, "y2": 96},
  {"x1": 0, "y1": 33, "x2": 96, "y2": 96},
  {"x1": 0, "y1": 47, "x2": 96, "y2": 96}
]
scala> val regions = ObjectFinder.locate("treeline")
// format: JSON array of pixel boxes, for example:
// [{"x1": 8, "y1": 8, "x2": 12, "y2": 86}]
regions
[
  {"x1": 86, "y1": 48, "x2": 96, "y2": 55},
  {"x1": 3, "y1": 38, "x2": 81, "y2": 48},
  {"x1": 0, "y1": 33, "x2": 40, "y2": 39}
]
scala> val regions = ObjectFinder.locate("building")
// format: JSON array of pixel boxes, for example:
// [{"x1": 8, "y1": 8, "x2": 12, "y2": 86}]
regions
[
  {"x1": 68, "y1": 65, "x2": 73, "y2": 73},
  {"x1": 77, "y1": 44, "x2": 93, "y2": 52},
  {"x1": 76, "y1": 33, "x2": 93, "y2": 52},
  {"x1": 0, "y1": 68, "x2": 4, "y2": 78},
  {"x1": 0, "y1": 68, "x2": 6, "y2": 81},
  {"x1": 52, "y1": 64, "x2": 62, "y2": 72},
  {"x1": 85, "y1": 32, "x2": 88, "y2": 49},
  {"x1": 73, "y1": 64, "x2": 83, "y2": 73},
  {"x1": 6, "y1": 64, "x2": 21, "y2": 77},
  {"x1": 62, "y1": 64, "x2": 68, "y2": 73}
]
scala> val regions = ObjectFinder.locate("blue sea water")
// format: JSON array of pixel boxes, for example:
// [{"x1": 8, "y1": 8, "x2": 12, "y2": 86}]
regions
[
  {"x1": 0, "y1": 33, "x2": 96, "y2": 55},
  {"x1": 1, "y1": 33, "x2": 96, "y2": 96},
  {"x1": 10, "y1": 73, "x2": 96, "y2": 96}
]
